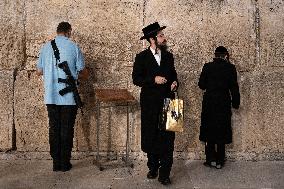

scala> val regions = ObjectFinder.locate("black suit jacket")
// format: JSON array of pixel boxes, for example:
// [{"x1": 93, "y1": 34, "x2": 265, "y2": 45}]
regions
[
  {"x1": 132, "y1": 48, "x2": 178, "y2": 102},
  {"x1": 198, "y1": 58, "x2": 240, "y2": 144},
  {"x1": 132, "y1": 48, "x2": 178, "y2": 153}
]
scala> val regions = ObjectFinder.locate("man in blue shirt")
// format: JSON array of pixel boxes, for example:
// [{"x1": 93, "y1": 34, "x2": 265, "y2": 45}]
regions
[{"x1": 37, "y1": 22, "x2": 88, "y2": 172}]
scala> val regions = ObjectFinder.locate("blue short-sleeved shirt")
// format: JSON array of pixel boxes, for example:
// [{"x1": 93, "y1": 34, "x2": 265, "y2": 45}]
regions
[{"x1": 37, "y1": 36, "x2": 85, "y2": 105}]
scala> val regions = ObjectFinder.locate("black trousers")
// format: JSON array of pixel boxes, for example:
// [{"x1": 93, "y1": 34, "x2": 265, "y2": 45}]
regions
[
  {"x1": 147, "y1": 151, "x2": 173, "y2": 179},
  {"x1": 47, "y1": 105, "x2": 77, "y2": 167},
  {"x1": 205, "y1": 142, "x2": 225, "y2": 164}
]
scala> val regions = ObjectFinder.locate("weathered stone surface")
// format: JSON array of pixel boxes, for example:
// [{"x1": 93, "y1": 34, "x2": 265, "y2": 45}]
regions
[
  {"x1": 243, "y1": 68, "x2": 284, "y2": 154},
  {"x1": 173, "y1": 73, "x2": 202, "y2": 153},
  {"x1": 0, "y1": 0, "x2": 283, "y2": 160},
  {"x1": 25, "y1": 0, "x2": 143, "y2": 69},
  {"x1": 0, "y1": 0, "x2": 25, "y2": 70},
  {"x1": 0, "y1": 71, "x2": 14, "y2": 150},
  {"x1": 259, "y1": 0, "x2": 284, "y2": 67},
  {"x1": 144, "y1": 0, "x2": 256, "y2": 73},
  {"x1": 25, "y1": 57, "x2": 37, "y2": 71},
  {"x1": 75, "y1": 91, "x2": 140, "y2": 153},
  {"x1": 23, "y1": 0, "x2": 144, "y2": 153},
  {"x1": 14, "y1": 70, "x2": 49, "y2": 151},
  {"x1": 144, "y1": 0, "x2": 257, "y2": 154},
  {"x1": 226, "y1": 72, "x2": 251, "y2": 152}
]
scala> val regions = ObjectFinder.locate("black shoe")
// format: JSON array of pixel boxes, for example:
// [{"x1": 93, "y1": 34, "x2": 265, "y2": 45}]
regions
[
  {"x1": 61, "y1": 162, "x2": 72, "y2": 172},
  {"x1": 53, "y1": 164, "x2": 61, "y2": 172},
  {"x1": 53, "y1": 161, "x2": 61, "y2": 172},
  {"x1": 158, "y1": 177, "x2": 171, "y2": 185},
  {"x1": 147, "y1": 170, "x2": 158, "y2": 179}
]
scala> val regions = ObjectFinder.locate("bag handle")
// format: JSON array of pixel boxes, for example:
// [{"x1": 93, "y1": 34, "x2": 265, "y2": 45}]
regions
[
  {"x1": 174, "y1": 91, "x2": 179, "y2": 113},
  {"x1": 174, "y1": 91, "x2": 179, "y2": 99}
]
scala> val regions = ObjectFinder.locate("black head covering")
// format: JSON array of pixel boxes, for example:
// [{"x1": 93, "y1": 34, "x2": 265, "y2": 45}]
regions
[
  {"x1": 215, "y1": 46, "x2": 228, "y2": 54},
  {"x1": 140, "y1": 22, "x2": 166, "y2": 40}
]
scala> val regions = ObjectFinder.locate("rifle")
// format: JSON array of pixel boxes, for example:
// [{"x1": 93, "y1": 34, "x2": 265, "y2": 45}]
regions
[
  {"x1": 58, "y1": 61, "x2": 83, "y2": 109},
  {"x1": 51, "y1": 39, "x2": 83, "y2": 112}
]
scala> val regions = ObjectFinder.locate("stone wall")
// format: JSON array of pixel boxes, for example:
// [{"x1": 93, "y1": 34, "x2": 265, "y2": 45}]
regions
[{"x1": 0, "y1": 0, "x2": 283, "y2": 160}]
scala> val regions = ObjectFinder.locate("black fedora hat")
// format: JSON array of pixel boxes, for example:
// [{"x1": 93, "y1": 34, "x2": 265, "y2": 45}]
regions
[
  {"x1": 215, "y1": 46, "x2": 228, "y2": 54},
  {"x1": 140, "y1": 22, "x2": 166, "y2": 40}
]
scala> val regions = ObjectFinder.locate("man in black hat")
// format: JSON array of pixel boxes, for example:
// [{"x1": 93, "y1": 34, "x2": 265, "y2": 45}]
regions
[
  {"x1": 198, "y1": 46, "x2": 240, "y2": 169},
  {"x1": 132, "y1": 22, "x2": 178, "y2": 185}
]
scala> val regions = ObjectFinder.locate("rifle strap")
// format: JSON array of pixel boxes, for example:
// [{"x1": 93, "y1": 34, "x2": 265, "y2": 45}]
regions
[{"x1": 51, "y1": 39, "x2": 60, "y2": 63}]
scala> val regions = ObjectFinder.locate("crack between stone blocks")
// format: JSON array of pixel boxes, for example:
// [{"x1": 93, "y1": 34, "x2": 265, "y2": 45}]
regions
[
  {"x1": 10, "y1": 0, "x2": 27, "y2": 152},
  {"x1": 141, "y1": 0, "x2": 149, "y2": 49},
  {"x1": 11, "y1": 68, "x2": 18, "y2": 151},
  {"x1": 142, "y1": 0, "x2": 148, "y2": 26},
  {"x1": 253, "y1": 0, "x2": 261, "y2": 65},
  {"x1": 22, "y1": 0, "x2": 27, "y2": 70}
]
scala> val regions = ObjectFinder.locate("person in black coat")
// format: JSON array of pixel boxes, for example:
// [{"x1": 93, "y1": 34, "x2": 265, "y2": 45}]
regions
[
  {"x1": 132, "y1": 22, "x2": 178, "y2": 185},
  {"x1": 198, "y1": 46, "x2": 240, "y2": 169}
]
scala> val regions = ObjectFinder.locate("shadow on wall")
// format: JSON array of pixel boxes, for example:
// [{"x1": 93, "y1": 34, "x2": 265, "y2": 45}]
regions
[
  {"x1": 72, "y1": 31, "x2": 98, "y2": 151},
  {"x1": 72, "y1": 31, "x2": 139, "y2": 152},
  {"x1": 79, "y1": 63, "x2": 96, "y2": 151}
]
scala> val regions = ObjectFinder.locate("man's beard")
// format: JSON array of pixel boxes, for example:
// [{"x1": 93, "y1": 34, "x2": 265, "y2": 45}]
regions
[{"x1": 156, "y1": 40, "x2": 168, "y2": 51}]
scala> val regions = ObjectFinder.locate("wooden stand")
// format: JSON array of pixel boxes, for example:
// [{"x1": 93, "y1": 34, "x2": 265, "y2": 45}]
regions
[{"x1": 93, "y1": 89, "x2": 136, "y2": 171}]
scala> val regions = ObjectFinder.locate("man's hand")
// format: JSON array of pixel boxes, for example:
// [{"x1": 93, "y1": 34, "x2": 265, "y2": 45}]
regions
[
  {"x1": 36, "y1": 69, "x2": 43, "y2": 76},
  {"x1": 155, "y1": 76, "x2": 167, "y2": 84},
  {"x1": 78, "y1": 67, "x2": 89, "y2": 80},
  {"x1": 171, "y1": 81, "x2": 178, "y2": 91}
]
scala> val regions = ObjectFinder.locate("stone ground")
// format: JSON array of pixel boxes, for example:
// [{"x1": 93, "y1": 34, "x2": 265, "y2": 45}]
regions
[{"x1": 0, "y1": 158, "x2": 283, "y2": 189}]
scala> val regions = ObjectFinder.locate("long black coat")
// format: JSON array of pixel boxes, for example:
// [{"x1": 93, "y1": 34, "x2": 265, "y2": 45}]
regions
[
  {"x1": 198, "y1": 58, "x2": 240, "y2": 144},
  {"x1": 132, "y1": 48, "x2": 178, "y2": 153}
]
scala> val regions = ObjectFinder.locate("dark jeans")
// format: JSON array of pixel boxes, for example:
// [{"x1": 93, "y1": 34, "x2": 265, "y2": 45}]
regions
[
  {"x1": 147, "y1": 151, "x2": 173, "y2": 179},
  {"x1": 205, "y1": 142, "x2": 225, "y2": 164},
  {"x1": 47, "y1": 105, "x2": 77, "y2": 168}
]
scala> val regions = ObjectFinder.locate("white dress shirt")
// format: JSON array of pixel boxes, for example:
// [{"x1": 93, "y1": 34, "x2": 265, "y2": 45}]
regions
[{"x1": 150, "y1": 47, "x2": 161, "y2": 66}]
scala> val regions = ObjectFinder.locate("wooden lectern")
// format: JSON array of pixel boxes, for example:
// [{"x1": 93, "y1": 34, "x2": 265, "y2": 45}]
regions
[{"x1": 93, "y1": 89, "x2": 136, "y2": 171}]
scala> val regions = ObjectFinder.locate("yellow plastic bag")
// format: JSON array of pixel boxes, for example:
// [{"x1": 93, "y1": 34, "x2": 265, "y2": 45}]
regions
[{"x1": 159, "y1": 97, "x2": 184, "y2": 132}]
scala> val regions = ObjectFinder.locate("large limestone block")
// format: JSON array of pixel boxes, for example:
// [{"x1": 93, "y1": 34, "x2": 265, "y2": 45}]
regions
[
  {"x1": 14, "y1": 71, "x2": 49, "y2": 151},
  {"x1": 0, "y1": 71, "x2": 14, "y2": 150},
  {"x1": 259, "y1": 0, "x2": 284, "y2": 67},
  {"x1": 227, "y1": 72, "x2": 251, "y2": 152},
  {"x1": 92, "y1": 60, "x2": 133, "y2": 89},
  {"x1": 243, "y1": 68, "x2": 284, "y2": 154},
  {"x1": 144, "y1": 0, "x2": 256, "y2": 72},
  {"x1": 173, "y1": 73, "x2": 202, "y2": 152},
  {"x1": 0, "y1": 0, "x2": 25, "y2": 70},
  {"x1": 25, "y1": 0, "x2": 143, "y2": 70}
]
